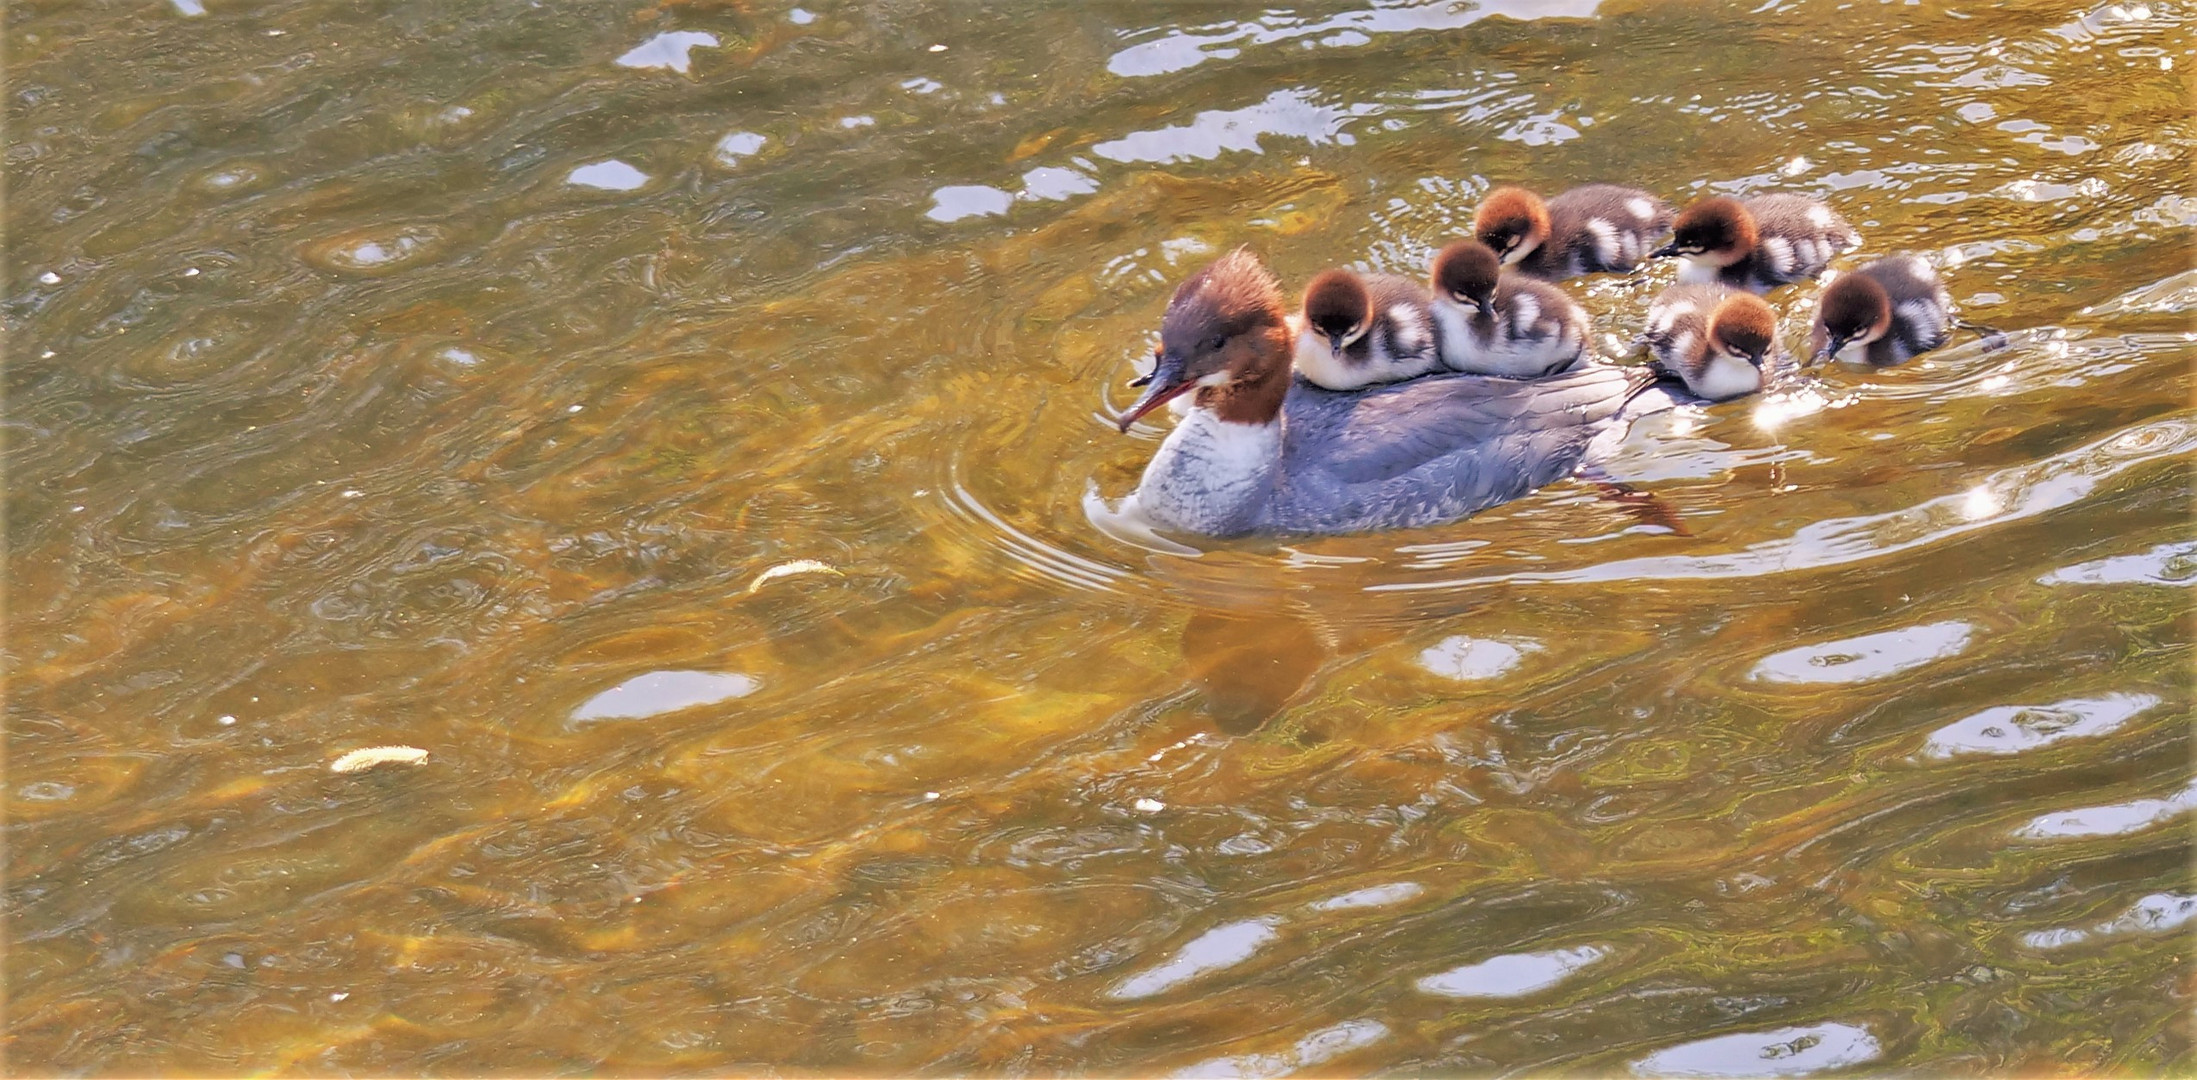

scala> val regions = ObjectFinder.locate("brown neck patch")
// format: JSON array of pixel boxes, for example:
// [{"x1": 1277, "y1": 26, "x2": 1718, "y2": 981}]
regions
[{"x1": 1202, "y1": 323, "x2": 1292, "y2": 425}]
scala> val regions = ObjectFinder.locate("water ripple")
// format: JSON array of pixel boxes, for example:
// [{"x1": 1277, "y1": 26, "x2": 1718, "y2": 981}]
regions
[
  {"x1": 1632, "y1": 1022, "x2": 1883, "y2": 1078},
  {"x1": 569, "y1": 671, "x2": 760, "y2": 724},
  {"x1": 1920, "y1": 692, "x2": 2162, "y2": 759},
  {"x1": 2020, "y1": 892, "x2": 2197, "y2": 950},
  {"x1": 2038, "y1": 539, "x2": 2197, "y2": 586},
  {"x1": 1750, "y1": 622, "x2": 1972, "y2": 685},
  {"x1": 2011, "y1": 778, "x2": 2197, "y2": 840},
  {"x1": 1416, "y1": 944, "x2": 1607, "y2": 999},
  {"x1": 1106, "y1": 0, "x2": 1600, "y2": 79},
  {"x1": 1171, "y1": 1018, "x2": 1388, "y2": 1078},
  {"x1": 1091, "y1": 89, "x2": 1375, "y2": 165},
  {"x1": 1108, "y1": 917, "x2": 1281, "y2": 1000},
  {"x1": 1370, "y1": 415, "x2": 2197, "y2": 592}
]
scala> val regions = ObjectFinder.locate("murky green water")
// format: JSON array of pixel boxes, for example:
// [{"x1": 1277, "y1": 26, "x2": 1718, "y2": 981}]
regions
[{"x1": 7, "y1": 0, "x2": 2193, "y2": 1073}]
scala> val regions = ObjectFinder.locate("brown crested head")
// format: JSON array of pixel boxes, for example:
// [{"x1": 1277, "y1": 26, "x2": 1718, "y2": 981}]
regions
[
  {"x1": 1430, "y1": 239, "x2": 1501, "y2": 312},
  {"x1": 1659, "y1": 196, "x2": 1758, "y2": 258},
  {"x1": 1301, "y1": 268, "x2": 1370, "y2": 343},
  {"x1": 1812, "y1": 272, "x2": 1891, "y2": 361},
  {"x1": 1120, "y1": 248, "x2": 1291, "y2": 431},
  {"x1": 1708, "y1": 292, "x2": 1778, "y2": 363},
  {"x1": 1473, "y1": 186, "x2": 1551, "y2": 261}
]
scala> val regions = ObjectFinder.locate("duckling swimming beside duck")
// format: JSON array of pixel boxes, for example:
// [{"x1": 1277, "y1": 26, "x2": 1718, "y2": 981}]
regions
[
  {"x1": 1811, "y1": 255, "x2": 1952, "y2": 366},
  {"x1": 1474, "y1": 184, "x2": 1674, "y2": 280},
  {"x1": 1114, "y1": 250, "x2": 1657, "y2": 538},
  {"x1": 1639, "y1": 285, "x2": 1785, "y2": 402}
]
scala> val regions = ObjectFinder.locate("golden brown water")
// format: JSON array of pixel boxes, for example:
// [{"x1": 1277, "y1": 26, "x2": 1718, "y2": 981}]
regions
[{"x1": 6, "y1": 0, "x2": 2192, "y2": 1073}]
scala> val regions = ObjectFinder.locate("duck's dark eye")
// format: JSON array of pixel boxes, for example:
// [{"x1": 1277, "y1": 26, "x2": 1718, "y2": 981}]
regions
[{"x1": 1208, "y1": 334, "x2": 1228, "y2": 350}]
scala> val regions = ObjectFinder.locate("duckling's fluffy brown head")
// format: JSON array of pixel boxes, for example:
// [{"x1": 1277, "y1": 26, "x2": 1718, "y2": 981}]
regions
[
  {"x1": 1663, "y1": 196, "x2": 1758, "y2": 259},
  {"x1": 1473, "y1": 186, "x2": 1551, "y2": 263},
  {"x1": 1811, "y1": 272, "x2": 1892, "y2": 360},
  {"x1": 1430, "y1": 239, "x2": 1502, "y2": 312},
  {"x1": 1708, "y1": 292, "x2": 1778, "y2": 362},
  {"x1": 1301, "y1": 268, "x2": 1371, "y2": 344}
]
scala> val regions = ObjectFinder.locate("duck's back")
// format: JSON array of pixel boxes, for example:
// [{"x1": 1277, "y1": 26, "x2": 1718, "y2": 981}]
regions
[{"x1": 1261, "y1": 365, "x2": 1648, "y2": 534}]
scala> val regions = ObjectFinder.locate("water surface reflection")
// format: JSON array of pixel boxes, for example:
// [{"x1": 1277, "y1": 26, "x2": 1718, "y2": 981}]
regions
[{"x1": 5, "y1": 0, "x2": 2190, "y2": 1073}]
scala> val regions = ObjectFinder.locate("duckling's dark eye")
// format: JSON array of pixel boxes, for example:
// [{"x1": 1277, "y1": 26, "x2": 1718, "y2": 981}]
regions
[{"x1": 1208, "y1": 334, "x2": 1228, "y2": 350}]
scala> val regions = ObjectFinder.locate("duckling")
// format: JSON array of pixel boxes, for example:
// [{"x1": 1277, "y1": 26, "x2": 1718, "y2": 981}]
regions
[
  {"x1": 1290, "y1": 267, "x2": 1443, "y2": 390},
  {"x1": 1428, "y1": 239, "x2": 1592, "y2": 378},
  {"x1": 1114, "y1": 249, "x2": 1658, "y2": 537},
  {"x1": 1650, "y1": 194, "x2": 1860, "y2": 293},
  {"x1": 1640, "y1": 285, "x2": 1783, "y2": 401},
  {"x1": 1474, "y1": 184, "x2": 1674, "y2": 280},
  {"x1": 1810, "y1": 255, "x2": 1952, "y2": 366}
]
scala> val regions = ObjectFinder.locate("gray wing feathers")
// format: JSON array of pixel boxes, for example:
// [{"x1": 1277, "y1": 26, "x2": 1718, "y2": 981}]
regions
[{"x1": 1278, "y1": 366, "x2": 1632, "y2": 489}]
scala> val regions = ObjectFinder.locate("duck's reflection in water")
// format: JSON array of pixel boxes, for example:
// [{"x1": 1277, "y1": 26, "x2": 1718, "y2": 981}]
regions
[{"x1": 1177, "y1": 608, "x2": 1326, "y2": 733}]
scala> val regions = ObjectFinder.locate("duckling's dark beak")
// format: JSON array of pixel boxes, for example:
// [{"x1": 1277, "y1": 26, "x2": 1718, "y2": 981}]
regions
[
  {"x1": 1473, "y1": 297, "x2": 1494, "y2": 319},
  {"x1": 1117, "y1": 349, "x2": 1191, "y2": 433},
  {"x1": 1325, "y1": 332, "x2": 1346, "y2": 357},
  {"x1": 1808, "y1": 337, "x2": 1845, "y2": 368},
  {"x1": 1648, "y1": 241, "x2": 1681, "y2": 259}
]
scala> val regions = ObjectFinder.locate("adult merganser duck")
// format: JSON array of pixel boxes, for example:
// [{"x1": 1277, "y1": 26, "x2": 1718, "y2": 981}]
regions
[
  {"x1": 1113, "y1": 249, "x2": 1657, "y2": 538},
  {"x1": 1639, "y1": 284, "x2": 1783, "y2": 401},
  {"x1": 1810, "y1": 255, "x2": 1952, "y2": 366},
  {"x1": 1428, "y1": 239, "x2": 1593, "y2": 378},
  {"x1": 1291, "y1": 267, "x2": 1443, "y2": 390},
  {"x1": 1474, "y1": 184, "x2": 1674, "y2": 280},
  {"x1": 1649, "y1": 194, "x2": 1860, "y2": 293}
]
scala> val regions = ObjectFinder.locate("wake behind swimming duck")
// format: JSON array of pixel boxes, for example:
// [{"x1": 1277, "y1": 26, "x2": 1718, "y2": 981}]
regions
[{"x1": 1113, "y1": 249, "x2": 1656, "y2": 538}]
